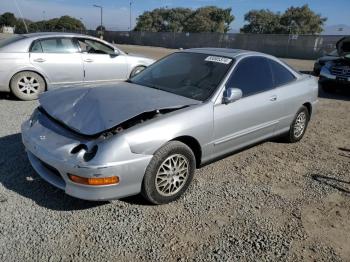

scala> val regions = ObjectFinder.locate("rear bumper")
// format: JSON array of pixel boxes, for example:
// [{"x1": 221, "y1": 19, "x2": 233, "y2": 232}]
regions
[{"x1": 21, "y1": 119, "x2": 152, "y2": 201}]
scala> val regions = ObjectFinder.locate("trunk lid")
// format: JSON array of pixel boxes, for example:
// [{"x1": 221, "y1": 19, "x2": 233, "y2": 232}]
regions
[{"x1": 336, "y1": 36, "x2": 350, "y2": 58}]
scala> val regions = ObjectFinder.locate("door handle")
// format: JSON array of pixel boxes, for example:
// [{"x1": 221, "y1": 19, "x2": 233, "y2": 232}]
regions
[
  {"x1": 84, "y1": 59, "x2": 94, "y2": 62},
  {"x1": 33, "y1": 58, "x2": 45, "y2": 63},
  {"x1": 269, "y1": 95, "x2": 277, "y2": 101}
]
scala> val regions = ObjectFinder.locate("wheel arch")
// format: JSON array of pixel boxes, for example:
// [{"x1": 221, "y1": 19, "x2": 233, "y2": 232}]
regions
[
  {"x1": 302, "y1": 102, "x2": 312, "y2": 116},
  {"x1": 171, "y1": 136, "x2": 202, "y2": 168}
]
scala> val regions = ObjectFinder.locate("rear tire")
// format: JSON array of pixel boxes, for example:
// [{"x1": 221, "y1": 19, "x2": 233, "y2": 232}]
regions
[
  {"x1": 284, "y1": 106, "x2": 310, "y2": 143},
  {"x1": 10, "y1": 71, "x2": 46, "y2": 101},
  {"x1": 141, "y1": 141, "x2": 196, "y2": 205}
]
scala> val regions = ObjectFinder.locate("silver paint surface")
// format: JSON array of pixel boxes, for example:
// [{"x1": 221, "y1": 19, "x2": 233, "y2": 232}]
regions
[
  {"x1": 21, "y1": 48, "x2": 319, "y2": 201},
  {"x1": 0, "y1": 32, "x2": 154, "y2": 92},
  {"x1": 39, "y1": 82, "x2": 200, "y2": 136}
]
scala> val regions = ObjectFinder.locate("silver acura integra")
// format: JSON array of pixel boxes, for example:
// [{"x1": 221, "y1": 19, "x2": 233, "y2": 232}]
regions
[
  {"x1": 0, "y1": 33, "x2": 154, "y2": 100},
  {"x1": 22, "y1": 48, "x2": 318, "y2": 204}
]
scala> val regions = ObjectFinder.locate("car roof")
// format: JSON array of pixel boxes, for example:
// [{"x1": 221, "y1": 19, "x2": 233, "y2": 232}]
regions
[
  {"x1": 0, "y1": 32, "x2": 119, "y2": 53},
  {"x1": 183, "y1": 47, "x2": 301, "y2": 77},
  {"x1": 184, "y1": 48, "x2": 261, "y2": 58},
  {"x1": 23, "y1": 32, "x2": 96, "y2": 40}
]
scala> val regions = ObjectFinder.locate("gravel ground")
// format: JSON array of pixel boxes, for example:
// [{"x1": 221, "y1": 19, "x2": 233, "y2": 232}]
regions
[{"x1": 0, "y1": 46, "x2": 349, "y2": 262}]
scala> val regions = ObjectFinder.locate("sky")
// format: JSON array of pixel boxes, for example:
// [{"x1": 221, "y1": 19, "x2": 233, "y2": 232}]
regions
[{"x1": 0, "y1": 0, "x2": 349, "y2": 32}]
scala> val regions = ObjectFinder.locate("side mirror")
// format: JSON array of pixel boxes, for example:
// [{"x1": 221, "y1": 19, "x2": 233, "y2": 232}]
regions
[
  {"x1": 109, "y1": 50, "x2": 119, "y2": 58},
  {"x1": 222, "y1": 88, "x2": 242, "y2": 104}
]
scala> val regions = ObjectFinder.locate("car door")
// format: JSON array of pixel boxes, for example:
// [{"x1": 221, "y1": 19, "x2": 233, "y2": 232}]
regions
[
  {"x1": 212, "y1": 56, "x2": 280, "y2": 158},
  {"x1": 29, "y1": 37, "x2": 84, "y2": 87},
  {"x1": 75, "y1": 38, "x2": 128, "y2": 82},
  {"x1": 267, "y1": 58, "x2": 300, "y2": 132}
]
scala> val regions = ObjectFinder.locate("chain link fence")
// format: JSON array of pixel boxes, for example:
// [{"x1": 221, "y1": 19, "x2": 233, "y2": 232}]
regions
[
  {"x1": 4, "y1": 29, "x2": 345, "y2": 60},
  {"x1": 98, "y1": 31, "x2": 345, "y2": 60}
]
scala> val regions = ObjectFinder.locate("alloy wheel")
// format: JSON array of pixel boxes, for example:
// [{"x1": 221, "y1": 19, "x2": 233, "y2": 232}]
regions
[
  {"x1": 17, "y1": 76, "x2": 41, "y2": 95},
  {"x1": 294, "y1": 112, "x2": 307, "y2": 138},
  {"x1": 155, "y1": 154, "x2": 189, "y2": 197}
]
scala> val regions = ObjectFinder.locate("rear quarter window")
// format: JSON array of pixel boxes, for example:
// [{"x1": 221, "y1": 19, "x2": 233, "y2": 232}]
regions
[{"x1": 268, "y1": 59, "x2": 296, "y2": 87}]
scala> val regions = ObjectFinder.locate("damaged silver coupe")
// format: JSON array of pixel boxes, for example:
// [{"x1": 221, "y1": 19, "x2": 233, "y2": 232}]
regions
[{"x1": 21, "y1": 49, "x2": 318, "y2": 204}]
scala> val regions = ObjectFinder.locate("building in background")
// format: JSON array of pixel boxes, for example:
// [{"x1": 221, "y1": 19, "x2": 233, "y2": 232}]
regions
[{"x1": 1, "y1": 26, "x2": 14, "y2": 34}]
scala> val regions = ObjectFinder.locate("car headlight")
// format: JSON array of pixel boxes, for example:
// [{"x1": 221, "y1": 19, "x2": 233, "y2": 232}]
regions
[{"x1": 29, "y1": 108, "x2": 40, "y2": 127}]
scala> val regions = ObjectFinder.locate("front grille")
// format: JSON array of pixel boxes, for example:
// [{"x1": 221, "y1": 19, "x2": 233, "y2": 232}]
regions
[{"x1": 331, "y1": 66, "x2": 350, "y2": 77}]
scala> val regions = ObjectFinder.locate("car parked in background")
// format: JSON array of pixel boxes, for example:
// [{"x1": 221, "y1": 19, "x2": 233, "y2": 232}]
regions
[
  {"x1": 313, "y1": 50, "x2": 339, "y2": 76},
  {"x1": 317, "y1": 36, "x2": 350, "y2": 92},
  {"x1": 22, "y1": 48, "x2": 318, "y2": 204},
  {"x1": 0, "y1": 33, "x2": 154, "y2": 100}
]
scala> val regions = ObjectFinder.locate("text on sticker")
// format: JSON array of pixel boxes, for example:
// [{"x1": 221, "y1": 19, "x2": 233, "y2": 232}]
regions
[{"x1": 205, "y1": 56, "x2": 232, "y2": 64}]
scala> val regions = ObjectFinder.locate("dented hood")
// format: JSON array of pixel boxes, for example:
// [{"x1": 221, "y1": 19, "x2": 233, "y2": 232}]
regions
[
  {"x1": 39, "y1": 82, "x2": 200, "y2": 136},
  {"x1": 336, "y1": 36, "x2": 350, "y2": 57}
]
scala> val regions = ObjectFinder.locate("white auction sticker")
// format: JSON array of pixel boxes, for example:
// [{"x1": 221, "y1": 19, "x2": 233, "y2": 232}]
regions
[{"x1": 205, "y1": 56, "x2": 232, "y2": 64}]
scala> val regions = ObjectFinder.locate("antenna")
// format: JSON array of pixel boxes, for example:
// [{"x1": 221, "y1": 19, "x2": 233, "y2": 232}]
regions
[{"x1": 14, "y1": 0, "x2": 28, "y2": 33}]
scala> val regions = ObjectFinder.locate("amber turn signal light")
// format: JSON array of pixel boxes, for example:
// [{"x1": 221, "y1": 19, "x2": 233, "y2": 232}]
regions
[{"x1": 68, "y1": 174, "x2": 119, "y2": 186}]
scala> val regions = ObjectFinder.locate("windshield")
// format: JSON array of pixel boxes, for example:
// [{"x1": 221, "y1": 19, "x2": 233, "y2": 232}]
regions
[
  {"x1": 130, "y1": 52, "x2": 234, "y2": 101},
  {"x1": 0, "y1": 35, "x2": 26, "y2": 49},
  {"x1": 327, "y1": 50, "x2": 338, "y2": 56}
]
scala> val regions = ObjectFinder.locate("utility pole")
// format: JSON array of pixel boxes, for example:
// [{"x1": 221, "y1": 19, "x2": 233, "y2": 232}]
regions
[
  {"x1": 80, "y1": 18, "x2": 84, "y2": 34},
  {"x1": 129, "y1": 1, "x2": 132, "y2": 31},
  {"x1": 93, "y1": 4, "x2": 103, "y2": 38},
  {"x1": 14, "y1": 0, "x2": 28, "y2": 33}
]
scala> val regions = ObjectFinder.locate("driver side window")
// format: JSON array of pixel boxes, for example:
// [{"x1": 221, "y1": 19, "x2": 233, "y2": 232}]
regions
[
  {"x1": 227, "y1": 56, "x2": 274, "y2": 97},
  {"x1": 76, "y1": 38, "x2": 114, "y2": 55}
]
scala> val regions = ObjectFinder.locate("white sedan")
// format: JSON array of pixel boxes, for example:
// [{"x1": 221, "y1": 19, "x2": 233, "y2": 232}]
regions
[{"x1": 0, "y1": 33, "x2": 155, "y2": 100}]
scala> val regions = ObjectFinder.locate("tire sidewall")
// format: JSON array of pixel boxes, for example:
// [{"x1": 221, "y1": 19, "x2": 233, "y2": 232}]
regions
[
  {"x1": 142, "y1": 141, "x2": 196, "y2": 205},
  {"x1": 289, "y1": 106, "x2": 310, "y2": 142},
  {"x1": 10, "y1": 71, "x2": 46, "y2": 101}
]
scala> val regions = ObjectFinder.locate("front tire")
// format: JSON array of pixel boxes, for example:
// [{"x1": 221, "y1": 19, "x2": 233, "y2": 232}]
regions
[
  {"x1": 284, "y1": 106, "x2": 310, "y2": 143},
  {"x1": 141, "y1": 141, "x2": 196, "y2": 205},
  {"x1": 10, "y1": 71, "x2": 46, "y2": 101}
]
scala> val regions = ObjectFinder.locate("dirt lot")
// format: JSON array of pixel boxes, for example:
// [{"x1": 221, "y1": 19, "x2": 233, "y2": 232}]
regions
[{"x1": 0, "y1": 45, "x2": 349, "y2": 262}]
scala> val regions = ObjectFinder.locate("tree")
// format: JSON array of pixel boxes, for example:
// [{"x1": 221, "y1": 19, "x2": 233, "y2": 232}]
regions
[
  {"x1": 14, "y1": 18, "x2": 32, "y2": 33},
  {"x1": 240, "y1": 9, "x2": 282, "y2": 34},
  {"x1": 24, "y1": 16, "x2": 85, "y2": 33},
  {"x1": 55, "y1": 16, "x2": 85, "y2": 31},
  {"x1": 185, "y1": 6, "x2": 234, "y2": 33},
  {"x1": 280, "y1": 5, "x2": 327, "y2": 34},
  {"x1": 241, "y1": 5, "x2": 327, "y2": 34},
  {"x1": 0, "y1": 12, "x2": 17, "y2": 27},
  {"x1": 96, "y1": 25, "x2": 106, "y2": 32},
  {"x1": 135, "y1": 8, "x2": 192, "y2": 32},
  {"x1": 134, "y1": 6, "x2": 234, "y2": 33}
]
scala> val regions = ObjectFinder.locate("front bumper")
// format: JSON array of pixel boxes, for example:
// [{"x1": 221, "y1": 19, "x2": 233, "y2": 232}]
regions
[
  {"x1": 21, "y1": 118, "x2": 152, "y2": 201},
  {"x1": 320, "y1": 67, "x2": 350, "y2": 86}
]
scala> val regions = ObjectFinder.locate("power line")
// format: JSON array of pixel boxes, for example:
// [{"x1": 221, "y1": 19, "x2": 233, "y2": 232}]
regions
[{"x1": 14, "y1": 0, "x2": 28, "y2": 33}]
